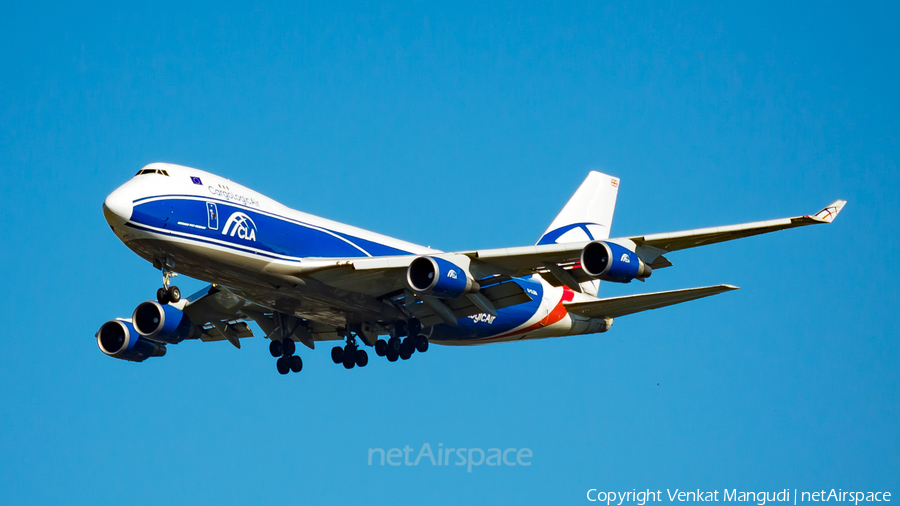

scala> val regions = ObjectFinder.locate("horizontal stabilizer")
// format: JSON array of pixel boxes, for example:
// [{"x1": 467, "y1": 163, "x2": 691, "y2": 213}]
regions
[{"x1": 564, "y1": 284, "x2": 739, "y2": 319}]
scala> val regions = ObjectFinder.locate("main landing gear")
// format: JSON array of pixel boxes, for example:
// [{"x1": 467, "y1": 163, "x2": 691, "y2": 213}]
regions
[
  {"x1": 374, "y1": 319, "x2": 428, "y2": 363},
  {"x1": 331, "y1": 331, "x2": 369, "y2": 370},
  {"x1": 270, "y1": 337, "x2": 303, "y2": 375},
  {"x1": 269, "y1": 313, "x2": 304, "y2": 375},
  {"x1": 155, "y1": 262, "x2": 181, "y2": 304}
]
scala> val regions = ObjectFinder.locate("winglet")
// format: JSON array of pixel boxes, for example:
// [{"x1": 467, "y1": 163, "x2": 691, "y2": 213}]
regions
[{"x1": 809, "y1": 200, "x2": 847, "y2": 223}]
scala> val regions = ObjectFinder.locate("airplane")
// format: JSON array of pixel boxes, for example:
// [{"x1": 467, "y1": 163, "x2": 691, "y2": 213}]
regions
[{"x1": 97, "y1": 163, "x2": 846, "y2": 375}]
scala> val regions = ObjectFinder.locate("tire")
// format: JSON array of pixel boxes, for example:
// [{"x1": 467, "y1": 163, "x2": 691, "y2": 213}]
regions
[
  {"x1": 399, "y1": 348, "x2": 412, "y2": 360},
  {"x1": 402, "y1": 337, "x2": 415, "y2": 355},
  {"x1": 415, "y1": 335, "x2": 429, "y2": 353},
  {"x1": 156, "y1": 288, "x2": 169, "y2": 304},
  {"x1": 375, "y1": 339, "x2": 387, "y2": 357},
  {"x1": 276, "y1": 357, "x2": 290, "y2": 375},
  {"x1": 394, "y1": 320, "x2": 407, "y2": 337},
  {"x1": 355, "y1": 350, "x2": 368, "y2": 368},
  {"x1": 408, "y1": 318, "x2": 422, "y2": 338},
  {"x1": 290, "y1": 355, "x2": 303, "y2": 373},
  {"x1": 331, "y1": 346, "x2": 344, "y2": 364},
  {"x1": 281, "y1": 338, "x2": 296, "y2": 356},
  {"x1": 387, "y1": 350, "x2": 399, "y2": 362},
  {"x1": 269, "y1": 340, "x2": 282, "y2": 358},
  {"x1": 343, "y1": 354, "x2": 355, "y2": 369},
  {"x1": 167, "y1": 285, "x2": 181, "y2": 303},
  {"x1": 387, "y1": 337, "x2": 401, "y2": 353}
]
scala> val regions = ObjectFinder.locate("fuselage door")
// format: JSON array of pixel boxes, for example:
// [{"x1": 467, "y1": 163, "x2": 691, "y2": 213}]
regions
[{"x1": 207, "y1": 202, "x2": 219, "y2": 230}]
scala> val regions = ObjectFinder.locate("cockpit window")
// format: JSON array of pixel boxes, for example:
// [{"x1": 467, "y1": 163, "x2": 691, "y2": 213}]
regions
[{"x1": 134, "y1": 168, "x2": 170, "y2": 176}]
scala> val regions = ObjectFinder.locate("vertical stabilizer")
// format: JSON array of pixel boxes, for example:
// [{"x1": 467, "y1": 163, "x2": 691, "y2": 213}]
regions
[
  {"x1": 537, "y1": 171, "x2": 620, "y2": 246},
  {"x1": 537, "y1": 171, "x2": 620, "y2": 295}
]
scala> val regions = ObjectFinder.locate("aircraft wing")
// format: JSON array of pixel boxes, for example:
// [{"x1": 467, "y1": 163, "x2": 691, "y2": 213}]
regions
[
  {"x1": 468, "y1": 199, "x2": 847, "y2": 273},
  {"x1": 292, "y1": 200, "x2": 844, "y2": 296},
  {"x1": 178, "y1": 284, "x2": 346, "y2": 349},
  {"x1": 178, "y1": 285, "x2": 262, "y2": 348},
  {"x1": 628, "y1": 199, "x2": 847, "y2": 258},
  {"x1": 564, "y1": 284, "x2": 739, "y2": 319}
]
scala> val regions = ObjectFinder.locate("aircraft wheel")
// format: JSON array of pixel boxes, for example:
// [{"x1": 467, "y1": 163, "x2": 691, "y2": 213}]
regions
[
  {"x1": 342, "y1": 354, "x2": 355, "y2": 369},
  {"x1": 331, "y1": 346, "x2": 344, "y2": 364},
  {"x1": 415, "y1": 335, "x2": 429, "y2": 353},
  {"x1": 387, "y1": 337, "x2": 401, "y2": 354},
  {"x1": 167, "y1": 285, "x2": 181, "y2": 303},
  {"x1": 355, "y1": 350, "x2": 368, "y2": 368},
  {"x1": 402, "y1": 337, "x2": 415, "y2": 355},
  {"x1": 281, "y1": 338, "x2": 296, "y2": 357},
  {"x1": 156, "y1": 288, "x2": 169, "y2": 304},
  {"x1": 290, "y1": 355, "x2": 303, "y2": 373},
  {"x1": 276, "y1": 357, "x2": 290, "y2": 375},
  {"x1": 269, "y1": 340, "x2": 282, "y2": 358},
  {"x1": 399, "y1": 343, "x2": 412, "y2": 360},
  {"x1": 375, "y1": 339, "x2": 387, "y2": 357},
  {"x1": 386, "y1": 350, "x2": 399, "y2": 362}
]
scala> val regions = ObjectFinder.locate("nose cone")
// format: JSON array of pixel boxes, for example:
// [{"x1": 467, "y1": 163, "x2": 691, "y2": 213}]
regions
[{"x1": 103, "y1": 187, "x2": 134, "y2": 225}]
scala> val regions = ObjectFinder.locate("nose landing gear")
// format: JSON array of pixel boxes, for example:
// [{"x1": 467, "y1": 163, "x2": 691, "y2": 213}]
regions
[{"x1": 155, "y1": 261, "x2": 181, "y2": 304}]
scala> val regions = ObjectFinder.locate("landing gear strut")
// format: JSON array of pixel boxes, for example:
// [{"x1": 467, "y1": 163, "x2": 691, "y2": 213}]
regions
[
  {"x1": 374, "y1": 319, "x2": 428, "y2": 363},
  {"x1": 274, "y1": 338, "x2": 302, "y2": 375},
  {"x1": 155, "y1": 261, "x2": 181, "y2": 304},
  {"x1": 331, "y1": 330, "x2": 368, "y2": 370},
  {"x1": 271, "y1": 313, "x2": 302, "y2": 375}
]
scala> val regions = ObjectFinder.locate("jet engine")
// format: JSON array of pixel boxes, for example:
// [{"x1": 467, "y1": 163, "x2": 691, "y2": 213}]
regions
[
  {"x1": 132, "y1": 301, "x2": 200, "y2": 343},
  {"x1": 407, "y1": 256, "x2": 479, "y2": 298},
  {"x1": 580, "y1": 241, "x2": 652, "y2": 283},
  {"x1": 96, "y1": 319, "x2": 167, "y2": 362}
]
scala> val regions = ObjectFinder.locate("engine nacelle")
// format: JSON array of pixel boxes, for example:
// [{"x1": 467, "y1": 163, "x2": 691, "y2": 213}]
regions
[
  {"x1": 581, "y1": 241, "x2": 652, "y2": 283},
  {"x1": 407, "y1": 256, "x2": 479, "y2": 298},
  {"x1": 132, "y1": 301, "x2": 200, "y2": 343},
  {"x1": 97, "y1": 319, "x2": 167, "y2": 362}
]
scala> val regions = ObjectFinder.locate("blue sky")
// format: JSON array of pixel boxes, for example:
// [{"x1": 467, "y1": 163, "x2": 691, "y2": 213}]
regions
[{"x1": 1, "y1": 2, "x2": 897, "y2": 504}]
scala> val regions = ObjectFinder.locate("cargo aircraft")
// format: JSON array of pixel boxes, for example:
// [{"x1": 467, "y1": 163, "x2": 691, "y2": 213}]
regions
[{"x1": 97, "y1": 163, "x2": 845, "y2": 375}]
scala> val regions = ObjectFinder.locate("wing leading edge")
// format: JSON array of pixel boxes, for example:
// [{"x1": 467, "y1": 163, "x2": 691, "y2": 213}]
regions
[
  {"x1": 630, "y1": 200, "x2": 847, "y2": 257},
  {"x1": 267, "y1": 199, "x2": 843, "y2": 302},
  {"x1": 325, "y1": 199, "x2": 843, "y2": 279}
]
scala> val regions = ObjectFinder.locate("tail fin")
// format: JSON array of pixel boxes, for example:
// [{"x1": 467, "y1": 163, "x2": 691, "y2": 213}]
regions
[{"x1": 537, "y1": 171, "x2": 620, "y2": 246}]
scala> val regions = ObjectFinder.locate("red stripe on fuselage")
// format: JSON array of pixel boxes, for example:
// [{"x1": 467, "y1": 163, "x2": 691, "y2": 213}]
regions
[{"x1": 479, "y1": 286, "x2": 576, "y2": 341}]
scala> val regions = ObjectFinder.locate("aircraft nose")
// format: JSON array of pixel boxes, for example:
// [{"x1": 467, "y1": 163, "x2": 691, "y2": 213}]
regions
[{"x1": 103, "y1": 187, "x2": 133, "y2": 225}]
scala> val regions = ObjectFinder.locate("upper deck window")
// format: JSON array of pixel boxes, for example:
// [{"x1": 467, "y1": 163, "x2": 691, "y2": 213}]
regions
[{"x1": 134, "y1": 168, "x2": 170, "y2": 176}]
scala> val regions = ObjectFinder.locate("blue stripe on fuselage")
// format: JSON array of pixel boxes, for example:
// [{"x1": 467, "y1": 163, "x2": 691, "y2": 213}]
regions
[
  {"x1": 129, "y1": 195, "x2": 545, "y2": 342},
  {"x1": 429, "y1": 277, "x2": 544, "y2": 341},
  {"x1": 130, "y1": 197, "x2": 414, "y2": 259}
]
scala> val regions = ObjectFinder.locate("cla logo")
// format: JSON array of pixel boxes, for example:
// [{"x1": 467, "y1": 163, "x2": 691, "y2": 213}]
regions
[
  {"x1": 620, "y1": 253, "x2": 631, "y2": 263},
  {"x1": 222, "y1": 212, "x2": 258, "y2": 241},
  {"x1": 447, "y1": 269, "x2": 458, "y2": 280}
]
